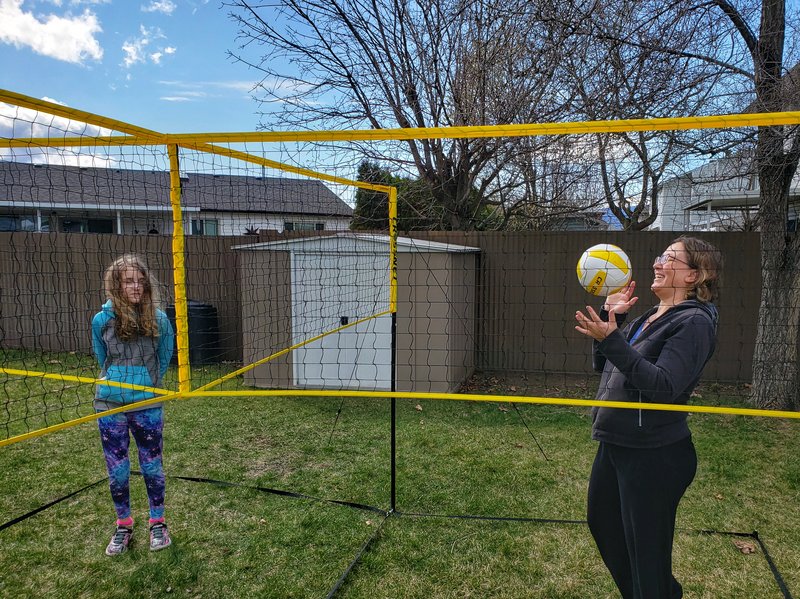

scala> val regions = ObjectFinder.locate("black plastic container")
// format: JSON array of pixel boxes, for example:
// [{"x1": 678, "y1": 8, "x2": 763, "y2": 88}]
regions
[{"x1": 165, "y1": 300, "x2": 221, "y2": 365}]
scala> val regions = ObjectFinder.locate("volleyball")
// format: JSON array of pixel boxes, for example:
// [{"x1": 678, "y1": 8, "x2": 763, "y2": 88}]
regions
[{"x1": 576, "y1": 244, "x2": 632, "y2": 296}]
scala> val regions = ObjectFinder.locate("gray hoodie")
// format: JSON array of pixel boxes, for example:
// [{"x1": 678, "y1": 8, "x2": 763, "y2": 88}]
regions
[
  {"x1": 91, "y1": 299, "x2": 174, "y2": 412},
  {"x1": 591, "y1": 300, "x2": 718, "y2": 449}
]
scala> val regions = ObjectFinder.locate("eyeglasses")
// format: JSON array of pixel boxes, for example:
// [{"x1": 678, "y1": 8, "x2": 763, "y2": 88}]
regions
[{"x1": 654, "y1": 254, "x2": 694, "y2": 267}]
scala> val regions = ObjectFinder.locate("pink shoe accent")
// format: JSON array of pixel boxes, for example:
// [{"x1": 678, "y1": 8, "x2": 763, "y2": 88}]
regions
[{"x1": 116, "y1": 517, "x2": 134, "y2": 527}]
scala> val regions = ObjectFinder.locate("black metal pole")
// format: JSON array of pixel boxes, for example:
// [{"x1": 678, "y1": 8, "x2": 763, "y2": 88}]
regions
[{"x1": 390, "y1": 311, "x2": 397, "y2": 512}]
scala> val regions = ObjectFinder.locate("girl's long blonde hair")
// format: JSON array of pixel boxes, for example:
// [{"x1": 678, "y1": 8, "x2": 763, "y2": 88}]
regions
[{"x1": 103, "y1": 254, "x2": 160, "y2": 340}]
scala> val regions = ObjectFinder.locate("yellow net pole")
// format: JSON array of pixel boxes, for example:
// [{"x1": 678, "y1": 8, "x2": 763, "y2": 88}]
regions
[
  {"x1": 168, "y1": 144, "x2": 191, "y2": 393},
  {"x1": 389, "y1": 187, "x2": 398, "y2": 313}
]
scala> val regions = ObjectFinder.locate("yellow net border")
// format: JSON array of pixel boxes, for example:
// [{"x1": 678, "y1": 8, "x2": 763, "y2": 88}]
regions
[{"x1": 1, "y1": 88, "x2": 800, "y2": 449}]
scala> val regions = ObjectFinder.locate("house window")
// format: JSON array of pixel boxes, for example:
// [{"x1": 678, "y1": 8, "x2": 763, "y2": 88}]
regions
[
  {"x1": 284, "y1": 222, "x2": 324, "y2": 232},
  {"x1": 61, "y1": 218, "x2": 113, "y2": 233},
  {"x1": 191, "y1": 219, "x2": 218, "y2": 236},
  {"x1": 0, "y1": 214, "x2": 38, "y2": 232}
]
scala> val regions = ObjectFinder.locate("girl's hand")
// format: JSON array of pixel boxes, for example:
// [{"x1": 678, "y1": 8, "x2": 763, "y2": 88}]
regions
[
  {"x1": 575, "y1": 305, "x2": 617, "y2": 341},
  {"x1": 603, "y1": 281, "x2": 638, "y2": 315}
]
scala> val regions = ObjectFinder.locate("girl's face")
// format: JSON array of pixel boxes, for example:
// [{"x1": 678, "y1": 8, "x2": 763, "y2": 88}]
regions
[{"x1": 120, "y1": 266, "x2": 147, "y2": 305}]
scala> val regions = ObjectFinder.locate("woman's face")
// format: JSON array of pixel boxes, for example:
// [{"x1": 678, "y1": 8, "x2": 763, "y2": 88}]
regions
[
  {"x1": 651, "y1": 241, "x2": 696, "y2": 297},
  {"x1": 121, "y1": 266, "x2": 147, "y2": 305}
]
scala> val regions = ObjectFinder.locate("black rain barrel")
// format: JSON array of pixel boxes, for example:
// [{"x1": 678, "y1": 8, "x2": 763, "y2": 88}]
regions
[{"x1": 165, "y1": 300, "x2": 221, "y2": 365}]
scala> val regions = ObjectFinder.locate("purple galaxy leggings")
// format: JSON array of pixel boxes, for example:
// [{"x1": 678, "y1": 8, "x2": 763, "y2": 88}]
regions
[{"x1": 97, "y1": 407, "x2": 165, "y2": 520}]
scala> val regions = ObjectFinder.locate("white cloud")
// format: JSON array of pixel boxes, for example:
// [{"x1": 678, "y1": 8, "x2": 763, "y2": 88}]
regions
[
  {"x1": 171, "y1": 90, "x2": 206, "y2": 98},
  {"x1": 121, "y1": 25, "x2": 150, "y2": 67},
  {"x1": 0, "y1": 98, "x2": 113, "y2": 141},
  {"x1": 159, "y1": 80, "x2": 259, "y2": 95},
  {"x1": 121, "y1": 24, "x2": 172, "y2": 68},
  {"x1": 41, "y1": 96, "x2": 67, "y2": 106},
  {"x1": 150, "y1": 46, "x2": 175, "y2": 64},
  {"x1": 186, "y1": 0, "x2": 211, "y2": 15},
  {"x1": 155, "y1": 80, "x2": 257, "y2": 104},
  {"x1": 0, "y1": 97, "x2": 124, "y2": 166},
  {"x1": 141, "y1": 0, "x2": 175, "y2": 14},
  {"x1": 0, "y1": 0, "x2": 103, "y2": 64},
  {"x1": 0, "y1": 146, "x2": 118, "y2": 167},
  {"x1": 215, "y1": 81, "x2": 258, "y2": 93},
  {"x1": 159, "y1": 89, "x2": 205, "y2": 102}
]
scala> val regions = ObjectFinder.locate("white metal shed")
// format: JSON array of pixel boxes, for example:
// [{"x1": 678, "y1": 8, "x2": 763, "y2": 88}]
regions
[{"x1": 234, "y1": 233, "x2": 480, "y2": 392}]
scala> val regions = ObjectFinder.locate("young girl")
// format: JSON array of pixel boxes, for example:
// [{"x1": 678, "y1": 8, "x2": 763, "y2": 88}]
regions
[{"x1": 92, "y1": 254, "x2": 175, "y2": 556}]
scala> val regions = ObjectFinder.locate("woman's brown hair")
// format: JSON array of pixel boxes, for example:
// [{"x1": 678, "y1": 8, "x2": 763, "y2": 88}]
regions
[{"x1": 103, "y1": 254, "x2": 160, "y2": 340}]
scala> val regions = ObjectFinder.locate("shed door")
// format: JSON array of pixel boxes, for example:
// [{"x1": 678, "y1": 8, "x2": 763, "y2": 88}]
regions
[{"x1": 291, "y1": 252, "x2": 391, "y2": 390}]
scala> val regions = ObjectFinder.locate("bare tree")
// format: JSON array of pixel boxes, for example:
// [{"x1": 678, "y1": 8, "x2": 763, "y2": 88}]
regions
[
  {"x1": 559, "y1": 0, "x2": 757, "y2": 230},
  {"x1": 224, "y1": 0, "x2": 590, "y2": 230},
  {"x1": 707, "y1": 0, "x2": 800, "y2": 410},
  {"x1": 552, "y1": 0, "x2": 800, "y2": 408}
]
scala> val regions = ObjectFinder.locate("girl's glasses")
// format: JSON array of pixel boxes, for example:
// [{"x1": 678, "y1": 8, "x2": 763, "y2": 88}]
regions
[{"x1": 654, "y1": 254, "x2": 693, "y2": 267}]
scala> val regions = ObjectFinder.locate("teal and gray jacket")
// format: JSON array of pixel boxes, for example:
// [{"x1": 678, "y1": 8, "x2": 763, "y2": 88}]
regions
[{"x1": 92, "y1": 299, "x2": 174, "y2": 412}]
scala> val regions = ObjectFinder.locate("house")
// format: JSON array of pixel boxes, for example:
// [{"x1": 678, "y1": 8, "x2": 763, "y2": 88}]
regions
[
  {"x1": 653, "y1": 155, "x2": 800, "y2": 231},
  {"x1": 0, "y1": 161, "x2": 353, "y2": 235},
  {"x1": 548, "y1": 211, "x2": 613, "y2": 231},
  {"x1": 654, "y1": 63, "x2": 800, "y2": 232}
]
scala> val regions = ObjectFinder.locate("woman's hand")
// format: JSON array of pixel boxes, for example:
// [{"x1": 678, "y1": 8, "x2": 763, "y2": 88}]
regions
[
  {"x1": 575, "y1": 305, "x2": 618, "y2": 341},
  {"x1": 603, "y1": 281, "x2": 638, "y2": 315}
]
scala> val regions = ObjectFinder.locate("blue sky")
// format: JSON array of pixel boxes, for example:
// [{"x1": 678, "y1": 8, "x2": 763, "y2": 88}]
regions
[{"x1": 0, "y1": 0, "x2": 269, "y2": 133}]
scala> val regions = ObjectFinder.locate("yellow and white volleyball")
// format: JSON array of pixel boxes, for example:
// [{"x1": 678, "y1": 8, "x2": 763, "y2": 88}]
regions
[{"x1": 576, "y1": 244, "x2": 632, "y2": 296}]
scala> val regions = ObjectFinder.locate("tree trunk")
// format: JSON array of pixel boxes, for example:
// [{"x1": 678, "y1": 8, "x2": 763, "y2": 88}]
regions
[
  {"x1": 750, "y1": 155, "x2": 800, "y2": 410},
  {"x1": 732, "y1": 0, "x2": 800, "y2": 410},
  {"x1": 751, "y1": 257, "x2": 800, "y2": 410}
]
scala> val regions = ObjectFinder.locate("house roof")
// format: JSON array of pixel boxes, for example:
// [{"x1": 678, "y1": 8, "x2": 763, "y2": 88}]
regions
[
  {"x1": 0, "y1": 161, "x2": 353, "y2": 217},
  {"x1": 548, "y1": 212, "x2": 610, "y2": 231},
  {"x1": 685, "y1": 190, "x2": 800, "y2": 211},
  {"x1": 661, "y1": 155, "x2": 800, "y2": 212}
]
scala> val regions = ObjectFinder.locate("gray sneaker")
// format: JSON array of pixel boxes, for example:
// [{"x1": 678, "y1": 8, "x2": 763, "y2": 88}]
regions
[
  {"x1": 149, "y1": 522, "x2": 172, "y2": 551},
  {"x1": 105, "y1": 525, "x2": 133, "y2": 556}
]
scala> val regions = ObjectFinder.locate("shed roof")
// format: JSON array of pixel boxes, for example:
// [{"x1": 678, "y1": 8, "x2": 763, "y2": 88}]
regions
[{"x1": 232, "y1": 232, "x2": 480, "y2": 253}]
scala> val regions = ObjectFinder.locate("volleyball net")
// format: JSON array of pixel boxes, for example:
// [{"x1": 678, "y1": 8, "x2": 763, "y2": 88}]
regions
[{"x1": 1, "y1": 88, "x2": 800, "y2": 447}]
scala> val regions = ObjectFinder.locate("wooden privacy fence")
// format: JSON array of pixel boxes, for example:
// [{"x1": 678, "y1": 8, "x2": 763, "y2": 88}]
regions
[
  {"x1": 0, "y1": 230, "x2": 761, "y2": 382},
  {"x1": 411, "y1": 231, "x2": 760, "y2": 382},
  {"x1": 0, "y1": 232, "x2": 245, "y2": 364}
]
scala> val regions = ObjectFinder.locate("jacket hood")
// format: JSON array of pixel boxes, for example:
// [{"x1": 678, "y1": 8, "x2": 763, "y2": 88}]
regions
[
  {"x1": 101, "y1": 299, "x2": 115, "y2": 315},
  {"x1": 678, "y1": 299, "x2": 718, "y2": 332}
]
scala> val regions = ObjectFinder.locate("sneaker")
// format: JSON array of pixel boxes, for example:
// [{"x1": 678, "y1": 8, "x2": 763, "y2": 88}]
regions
[
  {"x1": 105, "y1": 525, "x2": 133, "y2": 556},
  {"x1": 149, "y1": 522, "x2": 172, "y2": 551}
]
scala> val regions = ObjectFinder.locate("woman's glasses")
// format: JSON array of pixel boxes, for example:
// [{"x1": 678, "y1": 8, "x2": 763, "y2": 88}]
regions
[{"x1": 654, "y1": 254, "x2": 693, "y2": 267}]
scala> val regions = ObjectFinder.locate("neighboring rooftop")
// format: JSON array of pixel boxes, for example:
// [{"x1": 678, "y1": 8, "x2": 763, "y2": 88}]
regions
[{"x1": 0, "y1": 161, "x2": 353, "y2": 217}]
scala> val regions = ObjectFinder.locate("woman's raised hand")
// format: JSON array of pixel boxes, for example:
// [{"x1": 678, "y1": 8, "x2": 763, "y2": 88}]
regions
[{"x1": 603, "y1": 281, "x2": 638, "y2": 315}]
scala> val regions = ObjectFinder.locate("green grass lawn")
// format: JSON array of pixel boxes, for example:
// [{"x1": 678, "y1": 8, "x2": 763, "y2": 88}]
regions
[{"x1": 1, "y1": 360, "x2": 799, "y2": 598}]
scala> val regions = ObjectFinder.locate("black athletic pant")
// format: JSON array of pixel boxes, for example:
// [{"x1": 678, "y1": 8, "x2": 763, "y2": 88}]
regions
[{"x1": 587, "y1": 437, "x2": 697, "y2": 599}]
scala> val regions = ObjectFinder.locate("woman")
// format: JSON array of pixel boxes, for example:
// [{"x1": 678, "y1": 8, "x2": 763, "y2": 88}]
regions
[
  {"x1": 92, "y1": 254, "x2": 174, "y2": 555},
  {"x1": 574, "y1": 236, "x2": 723, "y2": 599}
]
